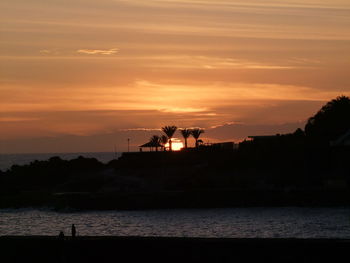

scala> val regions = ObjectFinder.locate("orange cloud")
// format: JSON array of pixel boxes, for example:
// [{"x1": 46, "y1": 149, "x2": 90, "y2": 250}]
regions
[
  {"x1": 0, "y1": 117, "x2": 41, "y2": 122},
  {"x1": 77, "y1": 48, "x2": 119, "y2": 55}
]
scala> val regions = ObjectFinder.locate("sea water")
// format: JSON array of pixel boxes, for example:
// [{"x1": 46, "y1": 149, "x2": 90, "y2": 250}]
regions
[{"x1": 1, "y1": 207, "x2": 350, "y2": 238}]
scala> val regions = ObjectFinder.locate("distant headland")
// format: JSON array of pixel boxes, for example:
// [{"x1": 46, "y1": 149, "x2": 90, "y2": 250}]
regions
[{"x1": 1, "y1": 96, "x2": 350, "y2": 210}]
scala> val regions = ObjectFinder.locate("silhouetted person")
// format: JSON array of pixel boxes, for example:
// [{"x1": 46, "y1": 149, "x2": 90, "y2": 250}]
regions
[
  {"x1": 71, "y1": 224, "x2": 76, "y2": 238},
  {"x1": 59, "y1": 231, "x2": 65, "y2": 240}
]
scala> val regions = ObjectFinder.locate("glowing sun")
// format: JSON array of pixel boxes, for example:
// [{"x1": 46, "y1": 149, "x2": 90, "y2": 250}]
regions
[{"x1": 165, "y1": 138, "x2": 184, "y2": 151}]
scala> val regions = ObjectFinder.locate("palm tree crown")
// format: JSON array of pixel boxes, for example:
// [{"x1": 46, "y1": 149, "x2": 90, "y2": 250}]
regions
[
  {"x1": 191, "y1": 128, "x2": 204, "y2": 148},
  {"x1": 162, "y1": 125, "x2": 177, "y2": 151},
  {"x1": 150, "y1": 135, "x2": 160, "y2": 143},
  {"x1": 149, "y1": 135, "x2": 161, "y2": 151},
  {"x1": 160, "y1": 135, "x2": 168, "y2": 145},
  {"x1": 180, "y1": 129, "x2": 191, "y2": 149}
]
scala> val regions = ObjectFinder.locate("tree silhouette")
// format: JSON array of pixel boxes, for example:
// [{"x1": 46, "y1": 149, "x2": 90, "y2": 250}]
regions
[
  {"x1": 149, "y1": 135, "x2": 161, "y2": 152},
  {"x1": 191, "y1": 128, "x2": 204, "y2": 149},
  {"x1": 162, "y1": 126, "x2": 177, "y2": 151},
  {"x1": 160, "y1": 135, "x2": 168, "y2": 151},
  {"x1": 304, "y1": 96, "x2": 350, "y2": 142},
  {"x1": 293, "y1": 128, "x2": 305, "y2": 137},
  {"x1": 180, "y1": 129, "x2": 191, "y2": 149}
]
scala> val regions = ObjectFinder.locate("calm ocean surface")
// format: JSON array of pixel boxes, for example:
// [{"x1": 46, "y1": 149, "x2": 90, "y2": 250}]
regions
[
  {"x1": 0, "y1": 152, "x2": 119, "y2": 171},
  {"x1": 1, "y1": 207, "x2": 350, "y2": 238}
]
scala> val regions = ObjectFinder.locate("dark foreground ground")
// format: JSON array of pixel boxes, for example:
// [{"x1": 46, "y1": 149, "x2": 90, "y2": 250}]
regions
[{"x1": 1, "y1": 236, "x2": 349, "y2": 263}]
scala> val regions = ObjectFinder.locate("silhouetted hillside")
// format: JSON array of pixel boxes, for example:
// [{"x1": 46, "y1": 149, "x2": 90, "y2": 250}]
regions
[{"x1": 1, "y1": 96, "x2": 350, "y2": 210}]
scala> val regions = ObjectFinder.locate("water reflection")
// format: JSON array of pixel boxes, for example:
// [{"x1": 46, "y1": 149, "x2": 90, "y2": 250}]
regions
[{"x1": 0, "y1": 207, "x2": 350, "y2": 238}]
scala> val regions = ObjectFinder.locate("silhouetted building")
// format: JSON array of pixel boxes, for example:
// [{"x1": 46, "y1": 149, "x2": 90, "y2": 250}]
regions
[{"x1": 139, "y1": 141, "x2": 163, "y2": 152}]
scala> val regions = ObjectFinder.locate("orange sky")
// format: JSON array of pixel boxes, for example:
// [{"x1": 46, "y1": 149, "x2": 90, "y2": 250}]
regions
[{"x1": 1, "y1": 0, "x2": 350, "y2": 153}]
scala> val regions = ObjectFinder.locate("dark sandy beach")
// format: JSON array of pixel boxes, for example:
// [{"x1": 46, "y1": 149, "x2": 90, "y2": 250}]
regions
[{"x1": 1, "y1": 236, "x2": 349, "y2": 263}]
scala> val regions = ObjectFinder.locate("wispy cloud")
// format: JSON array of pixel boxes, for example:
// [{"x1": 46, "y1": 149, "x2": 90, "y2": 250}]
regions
[
  {"x1": 210, "y1": 122, "x2": 238, "y2": 129},
  {"x1": 77, "y1": 48, "x2": 119, "y2": 55},
  {"x1": 133, "y1": 80, "x2": 341, "y2": 104},
  {"x1": 159, "y1": 107, "x2": 208, "y2": 113},
  {"x1": 0, "y1": 117, "x2": 40, "y2": 122},
  {"x1": 39, "y1": 49, "x2": 52, "y2": 54},
  {"x1": 117, "y1": 0, "x2": 350, "y2": 11},
  {"x1": 125, "y1": 55, "x2": 296, "y2": 70},
  {"x1": 39, "y1": 49, "x2": 61, "y2": 55},
  {"x1": 120, "y1": 128, "x2": 161, "y2": 132},
  {"x1": 2, "y1": 80, "x2": 347, "y2": 114},
  {"x1": 197, "y1": 56, "x2": 294, "y2": 70}
]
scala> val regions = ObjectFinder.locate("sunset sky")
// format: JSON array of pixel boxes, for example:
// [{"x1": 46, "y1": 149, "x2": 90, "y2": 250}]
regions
[{"x1": 1, "y1": 0, "x2": 350, "y2": 153}]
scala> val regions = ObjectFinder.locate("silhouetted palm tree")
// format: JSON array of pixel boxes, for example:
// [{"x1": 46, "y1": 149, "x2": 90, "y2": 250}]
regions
[
  {"x1": 149, "y1": 135, "x2": 161, "y2": 152},
  {"x1": 180, "y1": 129, "x2": 191, "y2": 149},
  {"x1": 191, "y1": 128, "x2": 204, "y2": 149},
  {"x1": 162, "y1": 125, "x2": 177, "y2": 151},
  {"x1": 160, "y1": 135, "x2": 168, "y2": 151}
]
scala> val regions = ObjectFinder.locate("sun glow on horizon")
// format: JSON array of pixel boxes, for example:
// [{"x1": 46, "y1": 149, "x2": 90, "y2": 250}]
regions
[{"x1": 165, "y1": 138, "x2": 184, "y2": 151}]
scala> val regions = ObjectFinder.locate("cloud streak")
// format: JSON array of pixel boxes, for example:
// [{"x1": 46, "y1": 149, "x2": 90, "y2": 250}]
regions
[
  {"x1": 0, "y1": 117, "x2": 41, "y2": 122},
  {"x1": 130, "y1": 55, "x2": 296, "y2": 70},
  {"x1": 77, "y1": 48, "x2": 119, "y2": 55}
]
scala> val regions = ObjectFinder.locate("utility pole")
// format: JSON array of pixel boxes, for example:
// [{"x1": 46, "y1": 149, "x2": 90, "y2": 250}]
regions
[{"x1": 127, "y1": 138, "x2": 130, "y2": 152}]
